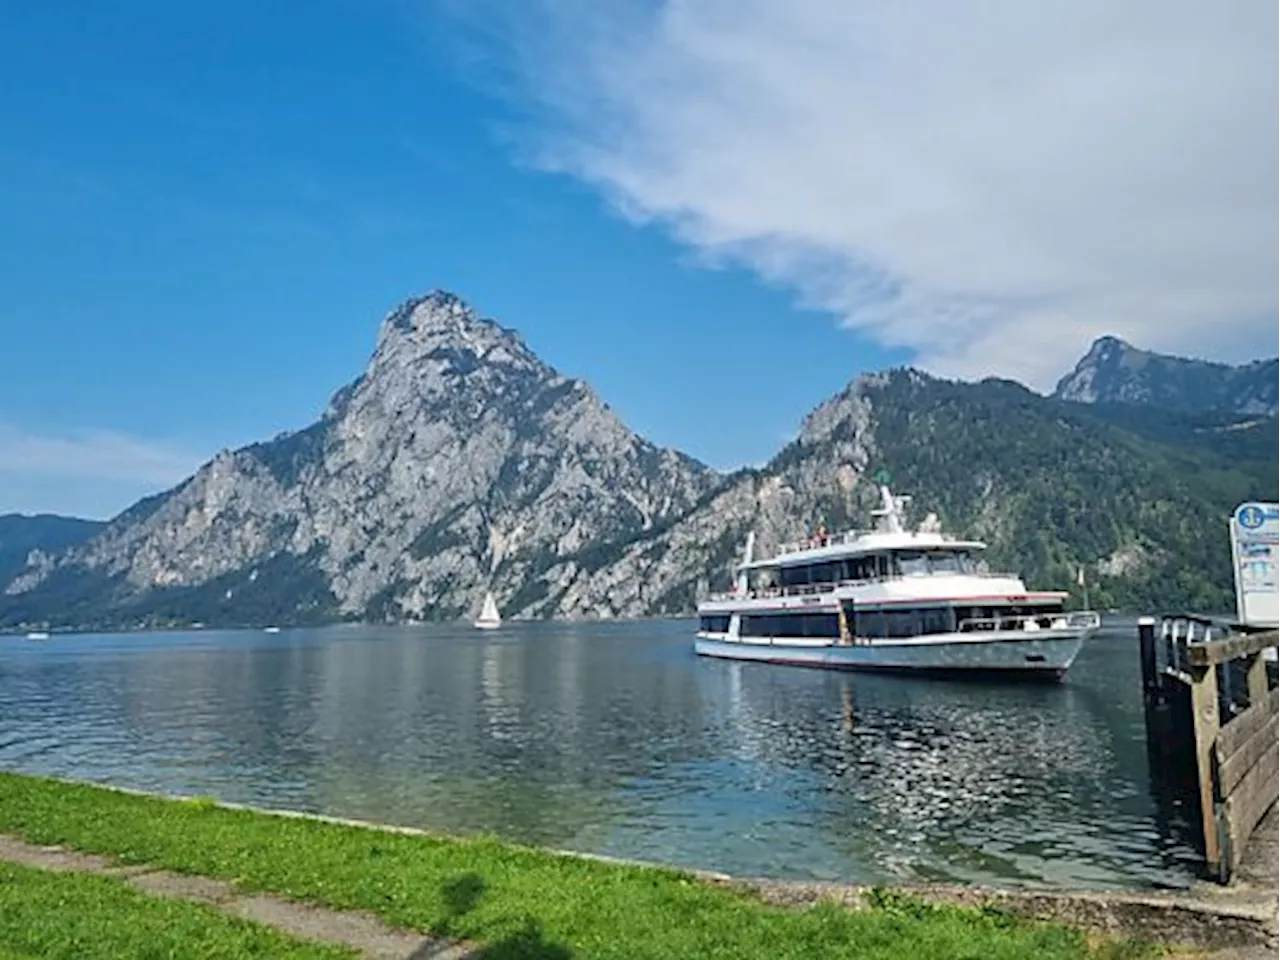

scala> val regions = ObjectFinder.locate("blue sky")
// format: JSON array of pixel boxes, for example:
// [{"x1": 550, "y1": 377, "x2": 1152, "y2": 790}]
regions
[
  {"x1": 1, "y1": 1, "x2": 1273, "y2": 519},
  {"x1": 0, "y1": 1, "x2": 905, "y2": 519}
]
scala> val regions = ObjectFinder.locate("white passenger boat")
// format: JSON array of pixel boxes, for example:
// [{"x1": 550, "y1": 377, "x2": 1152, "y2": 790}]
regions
[{"x1": 695, "y1": 485, "x2": 1100, "y2": 679}]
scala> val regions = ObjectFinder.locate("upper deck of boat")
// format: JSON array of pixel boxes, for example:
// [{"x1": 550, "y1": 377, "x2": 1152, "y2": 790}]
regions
[{"x1": 742, "y1": 529, "x2": 987, "y2": 571}]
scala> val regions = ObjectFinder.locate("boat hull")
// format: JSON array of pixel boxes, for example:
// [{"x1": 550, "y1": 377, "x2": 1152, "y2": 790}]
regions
[{"x1": 694, "y1": 629, "x2": 1087, "y2": 678}]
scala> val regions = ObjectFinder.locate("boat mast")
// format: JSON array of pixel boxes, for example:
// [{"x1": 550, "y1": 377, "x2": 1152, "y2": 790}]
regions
[
  {"x1": 734, "y1": 532, "x2": 756, "y2": 594},
  {"x1": 870, "y1": 485, "x2": 910, "y2": 534}
]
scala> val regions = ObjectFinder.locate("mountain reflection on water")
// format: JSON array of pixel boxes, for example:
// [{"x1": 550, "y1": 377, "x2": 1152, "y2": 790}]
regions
[{"x1": 0, "y1": 618, "x2": 1199, "y2": 889}]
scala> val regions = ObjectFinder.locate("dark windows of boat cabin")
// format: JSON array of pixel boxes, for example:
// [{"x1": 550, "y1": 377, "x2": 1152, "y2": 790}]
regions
[
  {"x1": 775, "y1": 554, "x2": 886, "y2": 588},
  {"x1": 778, "y1": 562, "x2": 844, "y2": 588},
  {"x1": 761, "y1": 550, "x2": 981, "y2": 592},
  {"x1": 895, "y1": 552, "x2": 929, "y2": 577},
  {"x1": 751, "y1": 568, "x2": 779, "y2": 591},
  {"x1": 852, "y1": 606, "x2": 956, "y2": 639},
  {"x1": 740, "y1": 612, "x2": 840, "y2": 638},
  {"x1": 890, "y1": 550, "x2": 976, "y2": 577},
  {"x1": 844, "y1": 555, "x2": 879, "y2": 582},
  {"x1": 954, "y1": 603, "x2": 1065, "y2": 631},
  {"x1": 926, "y1": 551, "x2": 967, "y2": 574},
  {"x1": 918, "y1": 607, "x2": 953, "y2": 635},
  {"x1": 778, "y1": 565, "x2": 809, "y2": 588},
  {"x1": 699, "y1": 614, "x2": 731, "y2": 633}
]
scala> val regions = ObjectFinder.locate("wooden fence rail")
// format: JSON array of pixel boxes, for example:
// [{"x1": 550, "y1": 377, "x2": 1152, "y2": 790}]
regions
[{"x1": 1139, "y1": 616, "x2": 1278, "y2": 883}]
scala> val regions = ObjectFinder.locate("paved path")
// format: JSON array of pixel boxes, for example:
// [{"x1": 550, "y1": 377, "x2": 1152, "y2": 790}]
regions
[
  {"x1": 1198, "y1": 803, "x2": 1278, "y2": 960},
  {"x1": 0, "y1": 835, "x2": 475, "y2": 959}
]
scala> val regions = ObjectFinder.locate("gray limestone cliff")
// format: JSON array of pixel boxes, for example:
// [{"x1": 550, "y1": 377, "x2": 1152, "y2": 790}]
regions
[
  {"x1": 2, "y1": 292, "x2": 720, "y2": 624},
  {"x1": 1053, "y1": 336, "x2": 1278, "y2": 416}
]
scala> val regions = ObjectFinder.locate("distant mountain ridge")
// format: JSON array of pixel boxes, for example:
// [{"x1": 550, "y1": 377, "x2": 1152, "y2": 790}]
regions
[
  {"x1": 0, "y1": 514, "x2": 104, "y2": 590},
  {"x1": 1053, "y1": 335, "x2": 1278, "y2": 416},
  {"x1": 2, "y1": 298, "x2": 1276, "y2": 630}
]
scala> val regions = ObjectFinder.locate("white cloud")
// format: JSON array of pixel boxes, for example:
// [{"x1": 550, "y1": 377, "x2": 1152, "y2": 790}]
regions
[
  {"x1": 0, "y1": 424, "x2": 202, "y2": 518},
  {"x1": 470, "y1": 0, "x2": 1278, "y2": 388}
]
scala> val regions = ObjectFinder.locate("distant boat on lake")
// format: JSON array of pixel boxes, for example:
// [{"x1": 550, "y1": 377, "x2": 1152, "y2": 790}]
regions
[
  {"x1": 25, "y1": 631, "x2": 50, "y2": 641},
  {"x1": 263, "y1": 626, "x2": 281, "y2": 634},
  {"x1": 474, "y1": 592, "x2": 501, "y2": 630}
]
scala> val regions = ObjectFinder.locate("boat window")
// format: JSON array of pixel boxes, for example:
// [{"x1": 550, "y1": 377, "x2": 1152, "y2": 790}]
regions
[
  {"x1": 918, "y1": 607, "x2": 954, "y2": 635},
  {"x1": 885, "y1": 609, "x2": 918, "y2": 638},
  {"x1": 842, "y1": 556, "x2": 876, "y2": 582},
  {"x1": 876, "y1": 555, "x2": 890, "y2": 578},
  {"x1": 779, "y1": 562, "x2": 845, "y2": 589},
  {"x1": 885, "y1": 550, "x2": 979, "y2": 577},
  {"x1": 740, "y1": 613, "x2": 839, "y2": 638},
  {"x1": 699, "y1": 615, "x2": 731, "y2": 633},
  {"x1": 857, "y1": 609, "x2": 885, "y2": 638},
  {"x1": 857, "y1": 606, "x2": 954, "y2": 638},
  {"x1": 956, "y1": 606, "x2": 995, "y2": 630},
  {"x1": 926, "y1": 550, "x2": 977, "y2": 574},
  {"x1": 749, "y1": 569, "x2": 779, "y2": 592},
  {"x1": 804, "y1": 613, "x2": 840, "y2": 638},
  {"x1": 779, "y1": 565, "x2": 809, "y2": 588},
  {"x1": 894, "y1": 552, "x2": 930, "y2": 577},
  {"x1": 810, "y1": 562, "x2": 840, "y2": 585},
  {"x1": 926, "y1": 552, "x2": 960, "y2": 574}
]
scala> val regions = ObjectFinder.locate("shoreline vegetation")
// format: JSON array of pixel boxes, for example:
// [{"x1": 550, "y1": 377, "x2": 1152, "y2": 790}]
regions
[{"x1": 0, "y1": 771, "x2": 1155, "y2": 959}]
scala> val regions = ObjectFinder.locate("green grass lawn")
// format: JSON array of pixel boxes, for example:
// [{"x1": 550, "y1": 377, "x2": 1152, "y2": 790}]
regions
[
  {"x1": 0, "y1": 772, "x2": 1151, "y2": 960},
  {"x1": 0, "y1": 860, "x2": 353, "y2": 959}
]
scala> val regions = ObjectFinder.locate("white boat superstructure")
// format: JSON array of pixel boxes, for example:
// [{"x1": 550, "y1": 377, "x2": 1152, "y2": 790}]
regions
[
  {"x1": 474, "y1": 591, "x2": 502, "y2": 631},
  {"x1": 695, "y1": 485, "x2": 1099, "y2": 679}
]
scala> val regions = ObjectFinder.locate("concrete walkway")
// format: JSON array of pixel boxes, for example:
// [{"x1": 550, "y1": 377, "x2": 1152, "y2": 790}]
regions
[{"x1": 0, "y1": 835, "x2": 474, "y2": 960}]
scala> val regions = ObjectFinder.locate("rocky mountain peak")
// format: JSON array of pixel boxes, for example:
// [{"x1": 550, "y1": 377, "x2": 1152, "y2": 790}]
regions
[
  {"x1": 1053, "y1": 335, "x2": 1138, "y2": 404},
  {"x1": 2, "y1": 290, "x2": 724, "y2": 626},
  {"x1": 320, "y1": 290, "x2": 559, "y2": 424},
  {"x1": 1081, "y1": 335, "x2": 1130, "y2": 363},
  {"x1": 795, "y1": 371, "x2": 885, "y2": 447},
  {"x1": 1054, "y1": 336, "x2": 1278, "y2": 416},
  {"x1": 374, "y1": 290, "x2": 545, "y2": 376}
]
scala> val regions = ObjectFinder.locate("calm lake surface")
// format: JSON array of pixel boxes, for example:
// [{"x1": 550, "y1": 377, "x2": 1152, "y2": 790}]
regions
[{"x1": 0, "y1": 617, "x2": 1201, "y2": 890}]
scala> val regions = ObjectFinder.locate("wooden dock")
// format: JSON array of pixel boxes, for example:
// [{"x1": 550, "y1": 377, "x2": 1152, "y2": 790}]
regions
[{"x1": 1139, "y1": 614, "x2": 1279, "y2": 883}]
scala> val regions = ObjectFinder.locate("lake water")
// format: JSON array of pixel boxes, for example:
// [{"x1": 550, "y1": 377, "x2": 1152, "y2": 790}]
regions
[{"x1": 0, "y1": 617, "x2": 1201, "y2": 890}]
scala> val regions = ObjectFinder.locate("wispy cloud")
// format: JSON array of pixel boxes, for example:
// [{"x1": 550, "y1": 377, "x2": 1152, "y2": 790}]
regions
[
  {"x1": 0, "y1": 425, "x2": 200, "y2": 485},
  {"x1": 0, "y1": 424, "x2": 203, "y2": 518},
  {"x1": 456, "y1": 0, "x2": 1278, "y2": 388}
]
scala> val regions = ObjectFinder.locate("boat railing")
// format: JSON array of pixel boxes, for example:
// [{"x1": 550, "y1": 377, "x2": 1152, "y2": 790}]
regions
[
  {"x1": 774, "y1": 530, "x2": 872, "y2": 556},
  {"x1": 772, "y1": 529, "x2": 972, "y2": 557},
  {"x1": 956, "y1": 610, "x2": 1101, "y2": 633},
  {"x1": 706, "y1": 570, "x2": 1023, "y2": 603}
]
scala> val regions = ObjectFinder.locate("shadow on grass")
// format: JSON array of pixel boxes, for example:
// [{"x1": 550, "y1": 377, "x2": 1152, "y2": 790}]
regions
[{"x1": 425, "y1": 871, "x2": 572, "y2": 960}]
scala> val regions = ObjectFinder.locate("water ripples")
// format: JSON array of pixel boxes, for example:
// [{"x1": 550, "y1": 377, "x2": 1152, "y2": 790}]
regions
[{"x1": 0, "y1": 619, "x2": 1200, "y2": 888}]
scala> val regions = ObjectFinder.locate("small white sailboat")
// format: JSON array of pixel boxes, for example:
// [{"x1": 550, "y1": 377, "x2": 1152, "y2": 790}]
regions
[{"x1": 474, "y1": 591, "x2": 501, "y2": 630}]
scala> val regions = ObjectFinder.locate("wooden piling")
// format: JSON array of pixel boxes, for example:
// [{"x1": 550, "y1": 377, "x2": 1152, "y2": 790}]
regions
[
  {"x1": 1188, "y1": 659, "x2": 1223, "y2": 875},
  {"x1": 1139, "y1": 616, "x2": 1278, "y2": 883},
  {"x1": 1138, "y1": 616, "x2": 1158, "y2": 701}
]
